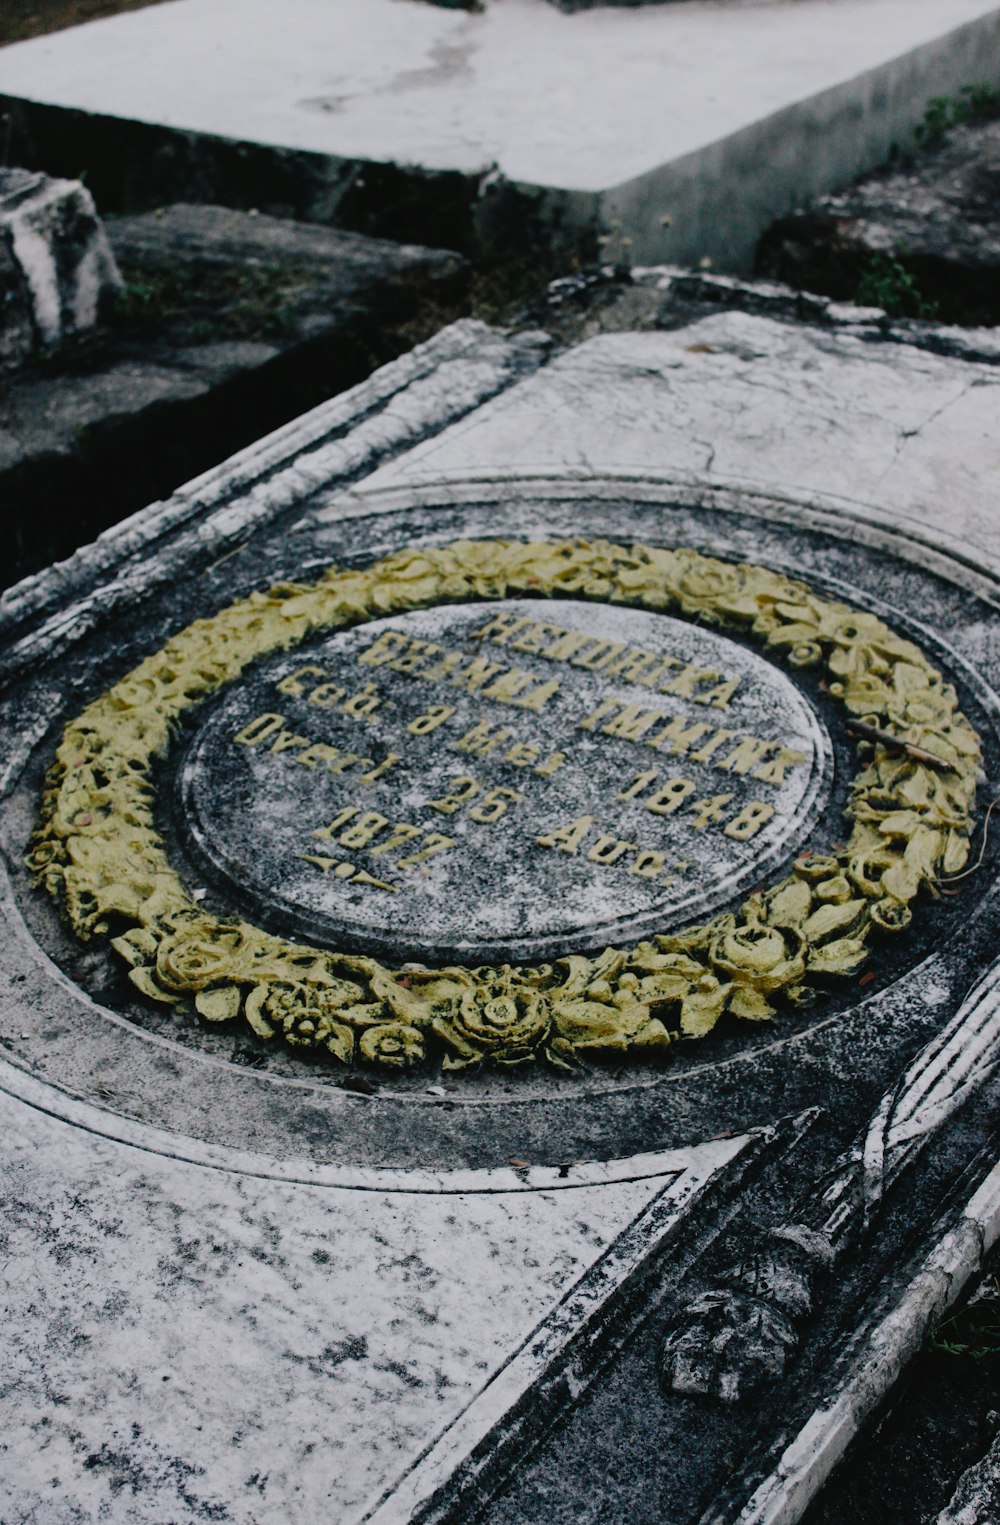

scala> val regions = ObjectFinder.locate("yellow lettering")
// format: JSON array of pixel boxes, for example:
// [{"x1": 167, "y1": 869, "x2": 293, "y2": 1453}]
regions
[
  {"x1": 577, "y1": 698, "x2": 620, "y2": 732},
  {"x1": 646, "y1": 715, "x2": 713, "y2": 755},
  {"x1": 421, "y1": 651, "x2": 466, "y2": 683},
  {"x1": 339, "y1": 811, "x2": 390, "y2": 848},
  {"x1": 719, "y1": 737, "x2": 776, "y2": 776},
  {"x1": 359, "y1": 753, "x2": 401, "y2": 784},
  {"x1": 308, "y1": 681, "x2": 346, "y2": 708},
  {"x1": 468, "y1": 787, "x2": 523, "y2": 823},
  {"x1": 397, "y1": 833, "x2": 456, "y2": 870},
  {"x1": 428, "y1": 776, "x2": 480, "y2": 814},
  {"x1": 357, "y1": 629, "x2": 409, "y2": 667},
  {"x1": 388, "y1": 639, "x2": 441, "y2": 675},
  {"x1": 295, "y1": 743, "x2": 341, "y2": 770},
  {"x1": 505, "y1": 742, "x2": 541, "y2": 767},
  {"x1": 234, "y1": 712, "x2": 284, "y2": 746},
  {"x1": 270, "y1": 731, "x2": 310, "y2": 755},
  {"x1": 646, "y1": 778, "x2": 697, "y2": 815},
  {"x1": 570, "y1": 640, "x2": 626, "y2": 671},
  {"x1": 689, "y1": 793, "x2": 734, "y2": 829},
  {"x1": 342, "y1": 682, "x2": 381, "y2": 718},
  {"x1": 630, "y1": 850, "x2": 666, "y2": 878},
  {"x1": 449, "y1": 656, "x2": 506, "y2": 694},
  {"x1": 314, "y1": 806, "x2": 358, "y2": 841},
  {"x1": 753, "y1": 748, "x2": 808, "y2": 785},
  {"x1": 696, "y1": 676, "x2": 741, "y2": 709},
  {"x1": 277, "y1": 665, "x2": 326, "y2": 697},
  {"x1": 329, "y1": 752, "x2": 365, "y2": 774},
  {"x1": 617, "y1": 769, "x2": 658, "y2": 801},
  {"x1": 535, "y1": 751, "x2": 566, "y2": 778},
  {"x1": 509, "y1": 620, "x2": 563, "y2": 655},
  {"x1": 472, "y1": 611, "x2": 534, "y2": 645},
  {"x1": 370, "y1": 823, "x2": 423, "y2": 855},
  {"x1": 586, "y1": 834, "x2": 636, "y2": 865},
  {"x1": 660, "y1": 665, "x2": 720, "y2": 699},
  {"x1": 408, "y1": 704, "x2": 456, "y2": 735},
  {"x1": 602, "y1": 648, "x2": 669, "y2": 686},
  {"x1": 537, "y1": 815, "x2": 595, "y2": 854},
  {"x1": 510, "y1": 678, "x2": 560, "y2": 712},
  {"x1": 544, "y1": 630, "x2": 595, "y2": 662},
  {"x1": 481, "y1": 668, "x2": 539, "y2": 704},
  {"x1": 724, "y1": 801, "x2": 776, "y2": 840},
  {"x1": 453, "y1": 720, "x2": 515, "y2": 757},
  {"x1": 688, "y1": 729, "x2": 736, "y2": 764},
  {"x1": 601, "y1": 704, "x2": 666, "y2": 742}
]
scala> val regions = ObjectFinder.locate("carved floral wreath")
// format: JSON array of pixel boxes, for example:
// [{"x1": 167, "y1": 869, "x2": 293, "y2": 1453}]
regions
[{"x1": 27, "y1": 538, "x2": 982, "y2": 1072}]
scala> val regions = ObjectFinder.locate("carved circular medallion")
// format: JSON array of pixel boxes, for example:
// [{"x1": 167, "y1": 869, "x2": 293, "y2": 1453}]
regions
[
  {"x1": 27, "y1": 538, "x2": 982, "y2": 1074},
  {"x1": 179, "y1": 598, "x2": 830, "y2": 964}
]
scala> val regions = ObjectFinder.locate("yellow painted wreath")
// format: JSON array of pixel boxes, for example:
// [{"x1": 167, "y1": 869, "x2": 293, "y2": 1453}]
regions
[{"x1": 27, "y1": 539, "x2": 981, "y2": 1071}]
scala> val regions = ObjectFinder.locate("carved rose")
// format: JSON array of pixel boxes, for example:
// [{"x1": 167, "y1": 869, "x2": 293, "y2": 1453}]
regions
[
  {"x1": 156, "y1": 920, "x2": 252, "y2": 991},
  {"x1": 710, "y1": 926, "x2": 806, "y2": 992},
  {"x1": 670, "y1": 555, "x2": 745, "y2": 622},
  {"x1": 359, "y1": 1023, "x2": 426, "y2": 1069},
  {"x1": 432, "y1": 978, "x2": 551, "y2": 1067},
  {"x1": 245, "y1": 980, "x2": 356, "y2": 1062}
]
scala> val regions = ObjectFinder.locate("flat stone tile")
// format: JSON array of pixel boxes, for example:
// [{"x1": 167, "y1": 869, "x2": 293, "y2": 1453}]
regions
[
  {"x1": 0, "y1": 0, "x2": 998, "y2": 263},
  {"x1": 354, "y1": 312, "x2": 1000, "y2": 569},
  {"x1": 0, "y1": 1076, "x2": 743, "y2": 1523}
]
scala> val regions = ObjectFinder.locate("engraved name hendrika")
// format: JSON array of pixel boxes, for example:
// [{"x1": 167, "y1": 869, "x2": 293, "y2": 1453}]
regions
[{"x1": 181, "y1": 599, "x2": 828, "y2": 959}]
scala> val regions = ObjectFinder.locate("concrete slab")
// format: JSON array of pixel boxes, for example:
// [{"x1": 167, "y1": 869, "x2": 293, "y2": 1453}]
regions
[{"x1": 1, "y1": 0, "x2": 999, "y2": 265}]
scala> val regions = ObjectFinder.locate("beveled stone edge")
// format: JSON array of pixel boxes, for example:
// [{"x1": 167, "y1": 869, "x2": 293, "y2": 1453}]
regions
[
  {"x1": 336, "y1": 470, "x2": 1000, "y2": 605},
  {"x1": 0, "y1": 1045, "x2": 752, "y2": 1194},
  {"x1": 693, "y1": 961, "x2": 1000, "y2": 1525},
  {"x1": 0, "y1": 321, "x2": 550, "y2": 686},
  {"x1": 364, "y1": 1128, "x2": 760, "y2": 1525}
]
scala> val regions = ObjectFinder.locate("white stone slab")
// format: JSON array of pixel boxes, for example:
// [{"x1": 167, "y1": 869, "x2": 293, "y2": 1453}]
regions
[
  {"x1": 0, "y1": 1063, "x2": 746, "y2": 1522},
  {"x1": 0, "y1": 0, "x2": 998, "y2": 264},
  {"x1": 350, "y1": 312, "x2": 1000, "y2": 574}
]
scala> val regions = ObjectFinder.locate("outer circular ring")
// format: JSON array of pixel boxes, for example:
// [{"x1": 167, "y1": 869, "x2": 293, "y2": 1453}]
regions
[{"x1": 27, "y1": 537, "x2": 982, "y2": 1072}]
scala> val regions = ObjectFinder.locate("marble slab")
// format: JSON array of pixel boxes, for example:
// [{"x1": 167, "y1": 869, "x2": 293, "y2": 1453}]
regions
[{"x1": 4, "y1": 310, "x2": 1000, "y2": 1522}]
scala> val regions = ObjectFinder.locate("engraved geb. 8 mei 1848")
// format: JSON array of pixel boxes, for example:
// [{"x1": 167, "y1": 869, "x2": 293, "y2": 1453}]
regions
[{"x1": 27, "y1": 538, "x2": 981, "y2": 1072}]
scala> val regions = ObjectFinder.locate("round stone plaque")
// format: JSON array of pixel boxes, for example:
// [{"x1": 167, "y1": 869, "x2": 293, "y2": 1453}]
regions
[{"x1": 180, "y1": 598, "x2": 830, "y2": 962}]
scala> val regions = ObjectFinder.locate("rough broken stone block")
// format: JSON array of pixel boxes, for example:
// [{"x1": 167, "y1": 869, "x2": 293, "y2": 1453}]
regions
[
  {"x1": 0, "y1": 167, "x2": 122, "y2": 363},
  {"x1": 757, "y1": 117, "x2": 1000, "y2": 325}
]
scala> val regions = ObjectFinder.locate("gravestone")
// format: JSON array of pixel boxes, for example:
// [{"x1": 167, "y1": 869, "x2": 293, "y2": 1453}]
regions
[{"x1": 2, "y1": 312, "x2": 1000, "y2": 1522}]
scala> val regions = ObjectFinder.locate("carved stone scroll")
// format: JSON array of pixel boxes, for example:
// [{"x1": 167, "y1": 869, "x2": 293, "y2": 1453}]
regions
[{"x1": 660, "y1": 966, "x2": 1000, "y2": 1403}]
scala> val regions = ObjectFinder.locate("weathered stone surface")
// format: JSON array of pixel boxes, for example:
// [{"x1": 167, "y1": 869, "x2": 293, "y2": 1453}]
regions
[
  {"x1": 4, "y1": 310, "x2": 1000, "y2": 1522},
  {"x1": 758, "y1": 117, "x2": 1000, "y2": 325},
  {"x1": 939, "y1": 1431, "x2": 1000, "y2": 1523},
  {"x1": 0, "y1": 166, "x2": 121, "y2": 364},
  {"x1": 183, "y1": 598, "x2": 827, "y2": 964}
]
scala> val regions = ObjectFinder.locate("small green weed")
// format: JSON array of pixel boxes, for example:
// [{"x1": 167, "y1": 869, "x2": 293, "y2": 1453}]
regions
[
  {"x1": 930, "y1": 1279, "x2": 1000, "y2": 1361},
  {"x1": 855, "y1": 252, "x2": 938, "y2": 320},
  {"x1": 914, "y1": 82, "x2": 1000, "y2": 148}
]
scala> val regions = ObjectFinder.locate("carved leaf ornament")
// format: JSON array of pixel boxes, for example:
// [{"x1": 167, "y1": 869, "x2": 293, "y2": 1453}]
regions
[{"x1": 27, "y1": 539, "x2": 982, "y2": 1072}]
